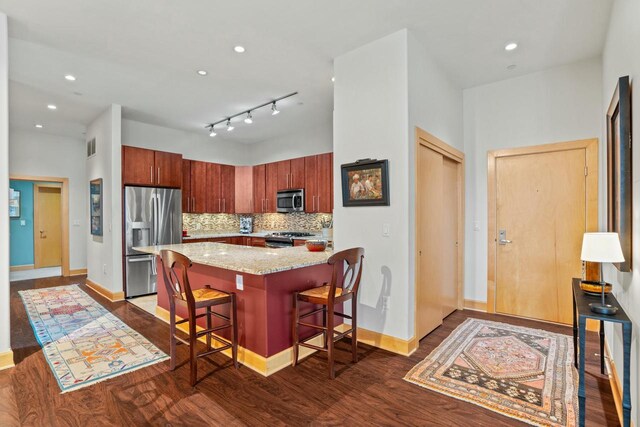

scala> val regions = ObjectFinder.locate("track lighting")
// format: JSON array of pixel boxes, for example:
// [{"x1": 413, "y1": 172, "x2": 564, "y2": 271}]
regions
[{"x1": 204, "y1": 91, "x2": 297, "y2": 136}]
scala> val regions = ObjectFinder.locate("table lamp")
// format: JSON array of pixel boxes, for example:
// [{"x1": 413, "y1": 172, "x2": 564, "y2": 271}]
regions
[{"x1": 580, "y1": 232, "x2": 624, "y2": 315}]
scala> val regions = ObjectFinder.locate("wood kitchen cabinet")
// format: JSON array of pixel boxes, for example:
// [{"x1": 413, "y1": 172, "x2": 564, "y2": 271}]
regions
[
  {"x1": 274, "y1": 158, "x2": 305, "y2": 190},
  {"x1": 220, "y1": 164, "x2": 235, "y2": 214},
  {"x1": 304, "y1": 152, "x2": 333, "y2": 213},
  {"x1": 190, "y1": 160, "x2": 208, "y2": 213},
  {"x1": 235, "y1": 166, "x2": 253, "y2": 213},
  {"x1": 122, "y1": 146, "x2": 182, "y2": 188},
  {"x1": 265, "y1": 162, "x2": 278, "y2": 213},
  {"x1": 253, "y1": 164, "x2": 266, "y2": 213},
  {"x1": 182, "y1": 159, "x2": 192, "y2": 213},
  {"x1": 205, "y1": 163, "x2": 235, "y2": 214}
]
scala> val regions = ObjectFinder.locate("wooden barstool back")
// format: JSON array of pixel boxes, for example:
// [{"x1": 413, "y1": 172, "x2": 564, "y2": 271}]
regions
[{"x1": 159, "y1": 249, "x2": 238, "y2": 386}]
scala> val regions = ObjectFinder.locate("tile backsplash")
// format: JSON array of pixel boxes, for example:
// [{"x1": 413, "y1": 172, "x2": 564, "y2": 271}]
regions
[{"x1": 183, "y1": 212, "x2": 333, "y2": 233}]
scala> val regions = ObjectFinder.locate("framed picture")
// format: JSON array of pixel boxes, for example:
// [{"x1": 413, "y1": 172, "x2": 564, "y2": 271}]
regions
[
  {"x1": 90, "y1": 178, "x2": 103, "y2": 236},
  {"x1": 341, "y1": 159, "x2": 390, "y2": 207},
  {"x1": 8, "y1": 188, "x2": 20, "y2": 218},
  {"x1": 607, "y1": 75, "x2": 632, "y2": 272}
]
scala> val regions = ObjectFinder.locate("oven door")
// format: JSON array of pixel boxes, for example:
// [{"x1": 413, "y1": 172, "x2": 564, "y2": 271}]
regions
[{"x1": 277, "y1": 189, "x2": 305, "y2": 213}]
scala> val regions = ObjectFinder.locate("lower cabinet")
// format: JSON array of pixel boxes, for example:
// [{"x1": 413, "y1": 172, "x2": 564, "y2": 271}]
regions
[
  {"x1": 293, "y1": 239, "x2": 306, "y2": 247},
  {"x1": 182, "y1": 236, "x2": 265, "y2": 247}
]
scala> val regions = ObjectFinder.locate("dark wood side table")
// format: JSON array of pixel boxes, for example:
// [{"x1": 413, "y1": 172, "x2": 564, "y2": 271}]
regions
[{"x1": 572, "y1": 278, "x2": 632, "y2": 427}]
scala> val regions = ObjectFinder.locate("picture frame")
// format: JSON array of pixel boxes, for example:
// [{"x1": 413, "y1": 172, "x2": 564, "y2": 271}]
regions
[
  {"x1": 90, "y1": 178, "x2": 103, "y2": 236},
  {"x1": 9, "y1": 188, "x2": 21, "y2": 218},
  {"x1": 607, "y1": 75, "x2": 632, "y2": 272},
  {"x1": 341, "y1": 158, "x2": 390, "y2": 207}
]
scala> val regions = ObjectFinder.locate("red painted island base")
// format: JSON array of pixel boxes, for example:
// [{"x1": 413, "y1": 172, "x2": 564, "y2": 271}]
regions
[{"x1": 155, "y1": 257, "x2": 343, "y2": 375}]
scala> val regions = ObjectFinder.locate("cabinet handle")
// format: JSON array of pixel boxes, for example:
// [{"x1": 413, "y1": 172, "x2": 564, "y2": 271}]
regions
[
  {"x1": 312, "y1": 195, "x2": 316, "y2": 212},
  {"x1": 223, "y1": 198, "x2": 226, "y2": 212},
  {"x1": 192, "y1": 197, "x2": 195, "y2": 211},
  {"x1": 157, "y1": 167, "x2": 161, "y2": 184},
  {"x1": 187, "y1": 197, "x2": 190, "y2": 212},
  {"x1": 150, "y1": 166, "x2": 153, "y2": 183},
  {"x1": 317, "y1": 195, "x2": 320, "y2": 212}
]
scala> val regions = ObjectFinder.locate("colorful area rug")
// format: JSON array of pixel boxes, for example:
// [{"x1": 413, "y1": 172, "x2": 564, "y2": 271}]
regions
[
  {"x1": 19, "y1": 285, "x2": 168, "y2": 393},
  {"x1": 404, "y1": 318, "x2": 577, "y2": 426}
]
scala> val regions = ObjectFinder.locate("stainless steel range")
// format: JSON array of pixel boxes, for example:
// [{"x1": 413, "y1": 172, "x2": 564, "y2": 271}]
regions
[{"x1": 265, "y1": 231, "x2": 315, "y2": 248}]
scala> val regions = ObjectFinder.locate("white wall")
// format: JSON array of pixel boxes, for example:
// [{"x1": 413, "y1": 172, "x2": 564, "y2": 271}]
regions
[
  {"x1": 244, "y1": 122, "x2": 333, "y2": 165},
  {"x1": 333, "y1": 29, "x2": 462, "y2": 341},
  {"x1": 9, "y1": 130, "x2": 87, "y2": 270},
  {"x1": 122, "y1": 119, "x2": 248, "y2": 165},
  {"x1": 463, "y1": 58, "x2": 603, "y2": 301},
  {"x1": 601, "y1": 0, "x2": 639, "y2": 423},
  {"x1": 86, "y1": 105, "x2": 122, "y2": 293},
  {"x1": 334, "y1": 30, "x2": 411, "y2": 340},
  {"x1": 0, "y1": 12, "x2": 10, "y2": 357}
]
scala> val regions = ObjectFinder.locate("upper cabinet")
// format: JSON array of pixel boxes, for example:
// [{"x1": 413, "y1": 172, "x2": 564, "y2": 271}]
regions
[
  {"x1": 182, "y1": 159, "x2": 191, "y2": 213},
  {"x1": 273, "y1": 158, "x2": 305, "y2": 191},
  {"x1": 190, "y1": 160, "x2": 208, "y2": 214},
  {"x1": 235, "y1": 166, "x2": 253, "y2": 214},
  {"x1": 122, "y1": 146, "x2": 182, "y2": 188},
  {"x1": 253, "y1": 164, "x2": 266, "y2": 214},
  {"x1": 305, "y1": 153, "x2": 333, "y2": 213}
]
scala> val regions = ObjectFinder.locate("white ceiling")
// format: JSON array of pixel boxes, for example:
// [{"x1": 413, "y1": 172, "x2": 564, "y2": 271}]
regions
[{"x1": 0, "y1": 0, "x2": 613, "y2": 142}]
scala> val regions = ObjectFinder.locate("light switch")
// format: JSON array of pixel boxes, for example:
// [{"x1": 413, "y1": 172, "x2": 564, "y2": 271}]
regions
[
  {"x1": 474, "y1": 221, "x2": 480, "y2": 231},
  {"x1": 236, "y1": 274, "x2": 244, "y2": 291},
  {"x1": 382, "y1": 223, "x2": 390, "y2": 237}
]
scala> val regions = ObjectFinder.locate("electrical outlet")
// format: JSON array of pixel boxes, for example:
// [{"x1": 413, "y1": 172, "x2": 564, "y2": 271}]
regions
[
  {"x1": 236, "y1": 274, "x2": 244, "y2": 291},
  {"x1": 103, "y1": 264, "x2": 107, "y2": 275}
]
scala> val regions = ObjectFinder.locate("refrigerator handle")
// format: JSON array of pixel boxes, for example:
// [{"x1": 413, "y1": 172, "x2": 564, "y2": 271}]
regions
[{"x1": 153, "y1": 194, "x2": 158, "y2": 245}]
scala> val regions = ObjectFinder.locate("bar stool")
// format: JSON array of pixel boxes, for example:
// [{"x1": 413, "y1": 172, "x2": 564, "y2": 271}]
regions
[
  {"x1": 159, "y1": 249, "x2": 238, "y2": 386},
  {"x1": 292, "y1": 247, "x2": 364, "y2": 379}
]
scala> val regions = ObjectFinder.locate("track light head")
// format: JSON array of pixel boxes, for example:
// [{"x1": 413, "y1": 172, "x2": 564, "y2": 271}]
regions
[
  {"x1": 244, "y1": 112, "x2": 253, "y2": 124},
  {"x1": 209, "y1": 125, "x2": 217, "y2": 137},
  {"x1": 271, "y1": 102, "x2": 280, "y2": 115},
  {"x1": 226, "y1": 119, "x2": 234, "y2": 132}
]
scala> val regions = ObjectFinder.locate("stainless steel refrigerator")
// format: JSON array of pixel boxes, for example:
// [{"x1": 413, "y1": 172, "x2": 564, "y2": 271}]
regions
[{"x1": 124, "y1": 186, "x2": 182, "y2": 298}]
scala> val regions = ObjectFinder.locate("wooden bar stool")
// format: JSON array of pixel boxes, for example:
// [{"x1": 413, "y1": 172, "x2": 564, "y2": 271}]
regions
[
  {"x1": 159, "y1": 249, "x2": 238, "y2": 386},
  {"x1": 292, "y1": 247, "x2": 364, "y2": 379}
]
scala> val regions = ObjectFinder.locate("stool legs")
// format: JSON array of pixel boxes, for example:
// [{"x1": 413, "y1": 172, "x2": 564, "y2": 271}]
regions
[
  {"x1": 230, "y1": 293, "x2": 239, "y2": 369},
  {"x1": 188, "y1": 309, "x2": 198, "y2": 387},
  {"x1": 351, "y1": 297, "x2": 358, "y2": 363},
  {"x1": 169, "y1": 302, "x2": 177, "y2": 371},
  {"x1": 292, "y1": 293, "x2": 300, "y2": 367},
  {"x1": 327, "y1": 305, "x2": 335, "y2": 379},
  {"x1": 206, "y1": 307, "x2": 212, "y2": 351}
]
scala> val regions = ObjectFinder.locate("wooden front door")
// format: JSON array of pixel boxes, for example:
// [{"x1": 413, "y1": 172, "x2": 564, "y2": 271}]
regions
[
  {"x1": 495, "y1": 147, "x2": 587, "y2": 324},
  {"x1": 34, "y1": 185, "x2": 62, "y2": 268}
]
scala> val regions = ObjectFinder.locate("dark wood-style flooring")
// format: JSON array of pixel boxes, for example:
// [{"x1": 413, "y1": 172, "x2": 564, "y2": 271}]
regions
[{"x1": 0, "y1": 276, "x2": 619, "y2": 426}]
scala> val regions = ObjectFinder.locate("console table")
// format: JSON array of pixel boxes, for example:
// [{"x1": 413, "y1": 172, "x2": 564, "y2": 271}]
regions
[{"x1": 572, "y1": 278, "x2": 632, "y2": 427}]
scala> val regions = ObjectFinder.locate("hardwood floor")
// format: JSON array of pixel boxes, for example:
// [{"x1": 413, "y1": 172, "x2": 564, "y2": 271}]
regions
[{"x1": 0, "y1": 276, "x2": 619, "y2": 426}]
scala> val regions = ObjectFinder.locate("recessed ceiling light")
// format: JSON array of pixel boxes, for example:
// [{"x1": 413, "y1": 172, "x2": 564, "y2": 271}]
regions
[
  {"x1": 505, "y1": 42, "x2": 518, "y2": 51},
  {"x1": 234, "y1": 46, "x2": 245, "y2": 53},
  {"x1": 64, "y1": 74, "x2": 76, "y2": 81},
  {"x1": 197, "y1": 70, "x2": 208, "y2": 76},
  {"x1": 507, "y1": 64, "x2": 517, "y2": 70},
  {"x1": 47, "y1": 104, "x2": 57, "y2": 110},
  {"x1": 35, "y1": 124, "x2": 43, "y2": 128}
]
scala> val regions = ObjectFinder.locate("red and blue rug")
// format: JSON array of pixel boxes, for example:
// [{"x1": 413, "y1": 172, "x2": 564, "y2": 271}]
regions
[
  {"x1": 19, "y1": 285, "x2": 168, "y2": 393},
  {"x1": 405, "y1": 318, "x2": 577, "y2": 426}
]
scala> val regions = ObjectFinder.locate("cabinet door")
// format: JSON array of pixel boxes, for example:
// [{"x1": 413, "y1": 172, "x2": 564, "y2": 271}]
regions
[
  {"x1": 251, "y1": 237, "x2": 266, "y2": 247},
  {"x1": 265, "y1": 162, "x2": 279, "y2": 213},
  {"x1": 190, "y1": 161, "x2": 208, "y2": 213},
  {"x1": 253, "y1": 164, "x2": 266, "y2": 213},
  {"x1": 182, "y1": 159, "x2": 192, "y2": 213},
  {"x1": 317, "y1": 153, "x2": 333, "y2": 213},
  {"x1": 206, "y1": 163, "x2": 222, "y2": 213},
  {"x1": 304, "y1": 155, "x2": 318, "y2": 212},
  {"x1": 235, "y1": 166, "x2": 253, "y2": 214},
  {"x1": 290, "y1": 157, "x2": 305, "y2": 189},
  {"x1": 122, "y1": 146, "x2": 155, "y2": 186},
  {"x1": 155, "y1": 151, "x2": 182, "y2": 188},
  {"x1": 276, "y1": 160, "x2": 290, "y2": 190},
  {"x1": 220, "y1": 165, "x2": 235, "y2": 214}
]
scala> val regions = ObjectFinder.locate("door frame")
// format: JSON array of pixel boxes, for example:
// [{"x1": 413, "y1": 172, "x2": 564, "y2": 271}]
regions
[
  {"x1": 414, "y1": 127, "x2": 465, "y2": 337},
  {"x1": 33, "y1": 183, "x2": 63, "y2": 269},
  {"x1": 486, "y1": 138, "x2": 598, "y2": 313},
  {"x1": 10, "y1": 174, "x2": 70, "y2": 277}
]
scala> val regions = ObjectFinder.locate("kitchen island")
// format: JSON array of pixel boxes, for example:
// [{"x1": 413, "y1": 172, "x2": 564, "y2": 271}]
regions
[{"x1": 135, "y1": 242, "x2": 339, "y2": 376}]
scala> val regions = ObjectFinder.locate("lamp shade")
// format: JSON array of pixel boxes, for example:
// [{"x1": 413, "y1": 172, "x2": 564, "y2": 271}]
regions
[{"x1": 580, "y1": 232, "x2": 625, "y2": 263}]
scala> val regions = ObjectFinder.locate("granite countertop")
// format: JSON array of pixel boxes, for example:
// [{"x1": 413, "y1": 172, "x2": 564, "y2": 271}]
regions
[
  {"x1": 134, "y1": 242, "x2": 333, "y2": 275},
  {"x1": 182, "y1": 230, "x2": 331, "y2": 242}
]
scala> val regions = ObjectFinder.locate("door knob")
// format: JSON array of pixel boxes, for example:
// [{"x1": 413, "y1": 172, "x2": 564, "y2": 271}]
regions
[{"x1": 498, "y1": 229, "x2": 512, "y2": 245}]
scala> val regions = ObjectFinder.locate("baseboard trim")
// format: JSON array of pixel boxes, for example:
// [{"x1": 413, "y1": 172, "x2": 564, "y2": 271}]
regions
[
  {"x1": 154, "y1": 306, "x2": 323, "y2": 377},
  {"x1": 9, "y1": 264, "x2": 34, "y2": 272},
  {"x1": 604, "y1": 340, "x2": 633, "y2": 427},
  {"x1": 0, "y1": 350, "x2": 14, "y2": 370},
  {"x1": 335, "y1": 324, "x2": 418, "y2": 356},
  {"x1": 69, "y1": 268, "x2": 88, "y2": 276},
  {"x1": 85, "y1": 279, "x2": 125, "y2": 302},
  {"x1": 463, "y1": 299, "x2": 487, "y2": 312}
]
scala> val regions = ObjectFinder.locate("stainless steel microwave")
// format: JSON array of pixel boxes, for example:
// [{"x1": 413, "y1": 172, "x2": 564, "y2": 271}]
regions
[{"x1": 277, "y1": 189, "x2": 304, "y2": 213}]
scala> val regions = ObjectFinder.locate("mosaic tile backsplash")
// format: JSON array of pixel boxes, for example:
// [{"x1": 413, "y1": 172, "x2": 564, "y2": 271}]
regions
[{"x1": 182, "y1": 213, "x2": 333, "y2": 233}]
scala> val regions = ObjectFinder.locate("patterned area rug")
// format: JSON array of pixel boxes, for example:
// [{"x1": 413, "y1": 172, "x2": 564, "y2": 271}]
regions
[
  {"x1": 405, "y1": 318, "x2": 577, "y2": 426},
  {"x1": 19, "y1": 285, "x2": 168, "y2": 393}
]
